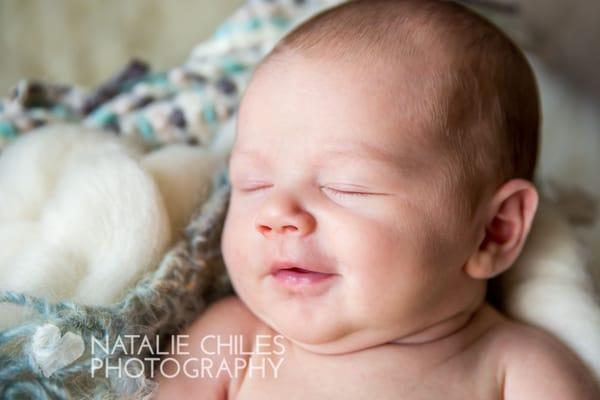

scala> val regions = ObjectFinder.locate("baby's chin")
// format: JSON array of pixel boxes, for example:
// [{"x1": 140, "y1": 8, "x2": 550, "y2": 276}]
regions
[
  {"x1": 253, "y1": 306, "x2": 354, "y2": 348},
  {"x1": 277, "y1": 321, "x2": 349, "y2": 347},
  {"x1": 259, "y1": 309, "x2": 399, "y2": 354}
]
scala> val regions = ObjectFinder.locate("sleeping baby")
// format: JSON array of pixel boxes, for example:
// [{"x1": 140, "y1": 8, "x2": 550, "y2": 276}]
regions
[{"x1": 155, "y1": 0, "x2": 600, "y2": 398}]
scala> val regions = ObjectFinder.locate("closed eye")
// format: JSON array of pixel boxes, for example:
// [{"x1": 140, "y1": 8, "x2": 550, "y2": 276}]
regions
[
  {"x1": 232, "y1": 180, "x2": 272, "y2": 192},
  {"x1": 321, "y1": 186, "x2": 375, "y2": 198}
]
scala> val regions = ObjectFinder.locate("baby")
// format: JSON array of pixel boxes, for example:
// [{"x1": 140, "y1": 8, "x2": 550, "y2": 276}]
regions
[{"x1": 155, "y1": 0, "x2": 600, "y2": 398}]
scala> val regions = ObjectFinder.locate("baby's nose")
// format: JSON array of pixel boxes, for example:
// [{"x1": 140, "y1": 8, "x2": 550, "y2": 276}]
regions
[{"x1": 254, "y1": 194, "x2": 316, "y2": 237}]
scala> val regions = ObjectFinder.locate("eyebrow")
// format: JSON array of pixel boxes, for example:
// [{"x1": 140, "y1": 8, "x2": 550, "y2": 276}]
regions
[
  {"x1": 231, "y1": 140, "x2": 403, "y2": 168},
  {"x1": 320, "y1": 141, "x2": 402, "y2": 166}
]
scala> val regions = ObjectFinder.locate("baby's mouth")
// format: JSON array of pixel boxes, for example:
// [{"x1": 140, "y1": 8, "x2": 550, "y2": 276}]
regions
[
  {"x1": 270, "y1": 261, "x2": 338, "y2": 286},
  {"x1": 272, "y1": 268, "x2": 335, "y2": 285},
  {"x1": 270, "y1": 261, "x2": 336, "y2": 275},
  {"x1": 283, "y1": 267, "x2": 315, "y2": 273}
]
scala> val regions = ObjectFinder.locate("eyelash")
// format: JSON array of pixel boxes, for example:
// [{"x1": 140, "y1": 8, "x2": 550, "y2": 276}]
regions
[
  {"x1": 232, "y1": 180, "x2": 270, "y2": 192},
  {"x1": 321, "y1": 187, "x2": 371, "y2": 198},
  {"x1": 235, "y1": 184, "x2": 371, "y2": 198}
]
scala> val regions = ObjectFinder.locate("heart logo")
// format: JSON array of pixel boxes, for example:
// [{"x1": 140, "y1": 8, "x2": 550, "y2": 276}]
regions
[{"x1": 31, "y1": 323, "x2": 85, "y2": 377}]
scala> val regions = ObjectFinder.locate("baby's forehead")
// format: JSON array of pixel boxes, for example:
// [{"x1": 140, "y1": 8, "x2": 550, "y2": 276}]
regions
[
  {"x1": 247, "y1": 53, "x2": 454, "y2": 146},
  {"x1": 255, "y1": 0, "x2": 497, "y2": 113}
]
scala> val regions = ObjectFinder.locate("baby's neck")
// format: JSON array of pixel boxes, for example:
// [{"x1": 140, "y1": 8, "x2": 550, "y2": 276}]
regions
[
  {"x1": 285, "y1": 301, "x2": 492, "y2": 358},
  {"x1": 388, "y1": 307, "x2": 479, "y2": 346}
]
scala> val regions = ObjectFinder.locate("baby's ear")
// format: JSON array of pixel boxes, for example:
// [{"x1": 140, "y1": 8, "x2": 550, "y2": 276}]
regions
[{"x1": 464, "y1": 179, "x2": 538, "y2": 279}]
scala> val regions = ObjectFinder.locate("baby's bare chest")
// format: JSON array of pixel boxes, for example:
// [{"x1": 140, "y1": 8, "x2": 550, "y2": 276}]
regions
[{"x1": 231, "y1": 346, "x2": 500, "y2": 400}]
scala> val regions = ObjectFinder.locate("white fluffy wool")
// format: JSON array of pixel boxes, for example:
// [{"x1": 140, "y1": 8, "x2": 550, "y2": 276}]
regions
[
  {"x1": 501, "y1": 200, "x2": 600, "y2": 380},
  {"x1": 141, "y1": 144, "x2": 220, "y2": 238},
  {"x1": 0, "y1": 124, "x2": 220, "y2": 329}
]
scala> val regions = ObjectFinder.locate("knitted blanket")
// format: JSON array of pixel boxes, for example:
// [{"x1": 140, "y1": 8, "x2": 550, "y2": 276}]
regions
[{"x1": 0, "y1": 0, "x2": 343, "y2": 153}]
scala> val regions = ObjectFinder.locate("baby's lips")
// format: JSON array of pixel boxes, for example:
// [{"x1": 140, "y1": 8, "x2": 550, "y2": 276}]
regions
[{"x1": 269, "y1": 260, "x2": 338, "y2": 275}]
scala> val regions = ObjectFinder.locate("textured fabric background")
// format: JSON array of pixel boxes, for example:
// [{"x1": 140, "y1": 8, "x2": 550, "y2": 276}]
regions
[{"x1": 0, "y1": 0, "x2": 243, "y2": 94}]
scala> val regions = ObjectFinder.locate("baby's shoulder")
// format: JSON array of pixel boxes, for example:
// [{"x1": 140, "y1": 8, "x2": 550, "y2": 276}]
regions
[
  {"x1": 153, "y1": 296, "x2": 264, "y2": 400},
  {"x1": 484, "y1": 313, "x2": 599, "y2": 399}
]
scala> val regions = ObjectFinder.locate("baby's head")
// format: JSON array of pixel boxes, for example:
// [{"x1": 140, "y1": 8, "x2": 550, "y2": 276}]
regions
[{"x1": 222, "y1": 0, "x2": 540, "y2": 353}]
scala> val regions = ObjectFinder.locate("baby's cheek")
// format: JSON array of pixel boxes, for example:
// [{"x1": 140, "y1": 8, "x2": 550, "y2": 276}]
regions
[
  {"x1": 221, "y1": 209, "x2": 250, "y2": 279},
  {"x1": 333, "y1": 218, "x2": 403, "y2": 285},
  {"x1": 340, "y1": 211, "x2": 436, "y2": 296}
]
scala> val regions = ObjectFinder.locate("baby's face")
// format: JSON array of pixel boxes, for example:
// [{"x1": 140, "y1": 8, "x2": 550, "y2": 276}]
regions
[{"x1": 222, "y1": 55, "x2": 484, "y2": 353}]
